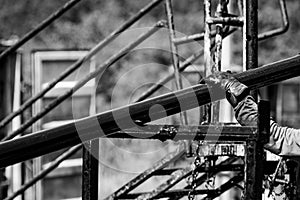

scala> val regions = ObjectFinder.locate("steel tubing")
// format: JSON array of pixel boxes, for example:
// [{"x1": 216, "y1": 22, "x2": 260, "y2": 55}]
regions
[
  {"x1": 206, "y1": 17, "x2": 244, "y2": 26},
  {"x1": 0, "y1": 54, "x2": 300, "y2": 167}
]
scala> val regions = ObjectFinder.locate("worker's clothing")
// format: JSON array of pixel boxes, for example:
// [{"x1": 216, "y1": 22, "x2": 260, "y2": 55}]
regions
[{"x1": 235, "y1": 95, "x2": 300, "y2": 156}]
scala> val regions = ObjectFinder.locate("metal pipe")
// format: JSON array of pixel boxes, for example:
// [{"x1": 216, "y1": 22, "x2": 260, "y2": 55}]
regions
[
  {"x1": 0, "y1": 54, "x2": 300, "y2": 167},
  {"x1": 243, "y1": 0, "x2": 258, "y2": 100},
  {"x1": 120, "y1": 189, "x2": 216, "y2": 199},
  {"x1": 82, "y1": 140, "x2": 99, "y2": 200},
  {"x1": 0, "y1": 0, "x2": 164, "y2": 131},
  {"x1": 244, "y1": 101, "x2": 270, "y2": 200},
  {"x1": 173, "y1": 33, "x2": 205, "y2": 45},
  {"x1": 258, "y1": 0, "x2": 289, "y2": 41},
  {"x1": 204, "y1": 0, "x2": 213, "y2": 123},
  {"x1": 206, "y1": 17, "x2": 244, "y2": 26},
  {"x1": 3, "y1": 145, "x2": 81, "y2": 200},
  {"x1": 171, "y1": 157, "x2": 238, "y2": 200},
  {"x1": 2, "y1": 21, "x2": 166, "y2": 141},
  {"x1": 0, "y1": 0, "x2": 82, "y2": 61},
  {"x1": 211, "y1": 0, "x2": 227, "y2": 123},
  {"x1": 135, "y1": 167, "x2": 192, "y2": 200},
  {"x1": 243, "y1": 1, "x2": 260, "y2": 199}
]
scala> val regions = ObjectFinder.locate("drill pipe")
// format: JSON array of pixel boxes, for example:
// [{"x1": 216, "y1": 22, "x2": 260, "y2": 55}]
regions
[{"x1": 0, "y1": 54, "x2": 300, "y2": 168}]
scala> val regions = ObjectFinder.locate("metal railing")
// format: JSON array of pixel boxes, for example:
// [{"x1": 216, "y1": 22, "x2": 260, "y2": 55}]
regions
[{"x1": 0, "y1": 0, "x2": 292, "y2": 199}]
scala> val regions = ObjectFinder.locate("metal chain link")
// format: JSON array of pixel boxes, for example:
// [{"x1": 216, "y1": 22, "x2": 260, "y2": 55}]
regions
[{"x1": 188, "y1": 141, "x2": 203, "y2": 200}]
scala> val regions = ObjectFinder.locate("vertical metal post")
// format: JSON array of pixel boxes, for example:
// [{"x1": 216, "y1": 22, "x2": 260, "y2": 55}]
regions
[
  {"x1": 244, "y1": 101, "x2": 270, "y2": 200},
  {"x1": 165, "y1": 0, "x2": 191, "y2": 155},
  {"x1": 82, "y1": 139, "x2": 99, "y2": 200},
  {"x1": 212, "y1": 0, "x2": 227, "y2": 123},
  {"x1": 243, "y1": 0, "x2": 258, "y2": 101},
  {"x1": 203, "y1": 0, "x2": 212, "y2": 123},
  {"x1": 243, "y1": 1, "x2": 260, "y2": 199}
]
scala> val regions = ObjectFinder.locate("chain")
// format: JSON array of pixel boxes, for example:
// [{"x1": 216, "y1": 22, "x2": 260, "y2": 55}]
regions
[
  {"x1": 204, "y1": 156, "x2": 217, "y2": 190},
  {"x1": 188, "y1": 141, "x2": 202, "y2": 200},
  {"x1": 268, "y1": 159, "x2": 291, "y2": 200}
]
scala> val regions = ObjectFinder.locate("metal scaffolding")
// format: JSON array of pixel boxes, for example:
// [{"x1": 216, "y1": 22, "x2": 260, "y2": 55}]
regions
[{"x1": 0, "y1": 0, "x2": 296, "y2": 199}]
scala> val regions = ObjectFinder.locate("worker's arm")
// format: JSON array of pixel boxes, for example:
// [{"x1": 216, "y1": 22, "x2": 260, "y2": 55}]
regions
[
  {"x1": 205, "y1": 71, "x2": 300, "y2": 156},
  {"x1": 235, "y1": 95, "x2": 300, "y2": 156}
]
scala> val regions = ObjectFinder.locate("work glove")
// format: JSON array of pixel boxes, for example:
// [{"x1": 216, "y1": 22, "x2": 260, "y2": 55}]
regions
[{"x1": 203, "y1": 71, "x2": 250, "y2": 108}]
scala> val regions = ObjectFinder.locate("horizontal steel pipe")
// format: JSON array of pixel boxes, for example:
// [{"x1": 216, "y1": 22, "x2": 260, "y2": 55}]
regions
[
  {"x1": 206, "y1": 17, "x2": 244, "y2": 26},
  {"x1": 1, "y1": 54, "x2": 300, "y2": 167}
]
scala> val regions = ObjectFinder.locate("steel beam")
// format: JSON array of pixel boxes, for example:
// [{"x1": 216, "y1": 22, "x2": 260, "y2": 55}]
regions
[{"x1": 0, "y1": 54, "x2": 300, "y2": 167}]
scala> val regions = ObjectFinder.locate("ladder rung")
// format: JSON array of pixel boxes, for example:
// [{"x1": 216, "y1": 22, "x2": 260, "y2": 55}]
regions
[{"x1": 207, "y1": 17, "x2": 244, "y2": 26}]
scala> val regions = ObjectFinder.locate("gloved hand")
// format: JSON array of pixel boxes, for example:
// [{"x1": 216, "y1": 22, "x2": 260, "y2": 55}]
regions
[{"x1": 203, "y1": 71, "x2": 250, "y2": 108}]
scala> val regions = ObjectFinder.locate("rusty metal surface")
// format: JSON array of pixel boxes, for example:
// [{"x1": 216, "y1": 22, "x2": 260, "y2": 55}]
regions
[
  {"x1": 206, "y1": 17, "x2": 244, "y2": 26},
  {"x1": 104, "y1": 144, "x2": 185, "y2": 200},
  {"x1": 0, "y1": 54, "x2": 300, "y2": 167},
  {"x1": 243, "y1": 0, "x2": 258, "y2": 71},
  {"x1": 135, "y1": 167, "x2": 192, "y2": 200},
  {"x1": 243, "y1": 101, "x2": 270, "y2": 200},
  {"x1": 121, "y1": 189, "x2": 216, "y2": 198},
  {"x1": 0, "y1": 0, "x2": 164, "y2": 134},
  {"x1": 171, "y1": 157, "x2": 238, "y2": 200},
  {"x1": 203, "y1": 0, "x2": 213, "y2": 124},
  {"x1": 2, "y1": 21, "x2": 166, "y2": 141}
]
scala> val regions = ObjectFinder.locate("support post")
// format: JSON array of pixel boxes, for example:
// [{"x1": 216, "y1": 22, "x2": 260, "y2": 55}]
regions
[
  {"x1": 244, "y1": 101, "x2": 270, "y2": 200},
  {"x1": 82, "y1": 139, "x2": 99, "y2": 200},
  {"x1": 203, "y1": 0, "x2": 213, "y2": 123},
  {"x1": 243, "y1": 0, "x2": 258, "y2": 100}
]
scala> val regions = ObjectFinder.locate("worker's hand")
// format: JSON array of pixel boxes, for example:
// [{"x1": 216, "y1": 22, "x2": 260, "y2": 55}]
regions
[{"x1": 204, "y1": 71, "x2": 249, "y2": 107}]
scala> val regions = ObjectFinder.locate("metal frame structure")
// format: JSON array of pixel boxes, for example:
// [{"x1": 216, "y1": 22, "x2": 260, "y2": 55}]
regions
[{"x1": 0, "y1": 0, "x2": 296, "y2": 199}]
